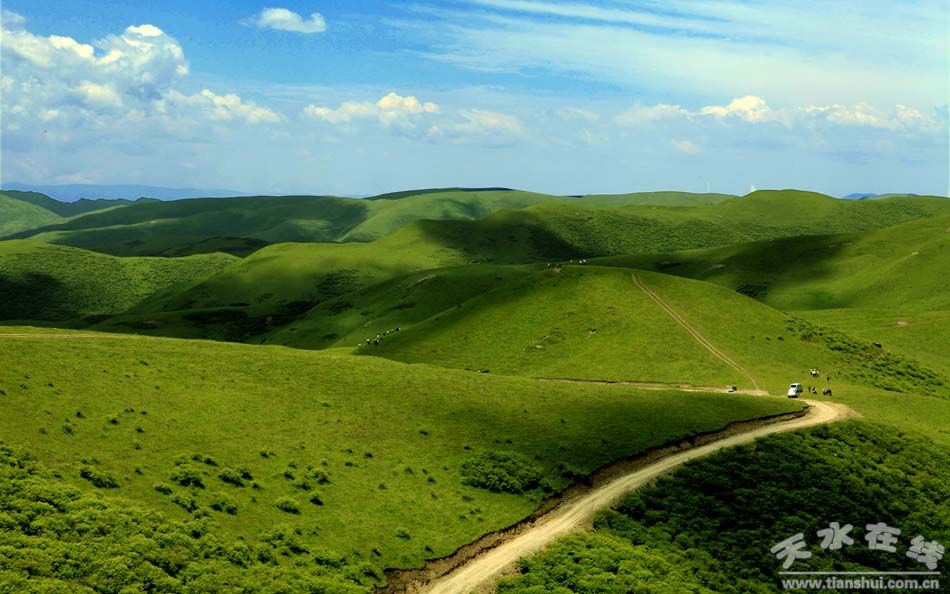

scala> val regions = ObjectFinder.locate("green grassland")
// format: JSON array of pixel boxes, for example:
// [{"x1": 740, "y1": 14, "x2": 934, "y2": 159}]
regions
[
  {"x1": 0, "y1": 192, "x2": 63, "y2": 236},
  {"x1": 363, "y1": 267, "x2": 948, "y2": 399},
  {"x1": 265, "y1": 264, "x2": 539, "y2": 350},
  {"x1": 1, "y1": 189, "x2": 149, "y2": 217},
  {"x1": 7, "y1": 189, "x2": 733, "y2": 257},
  {"x1": 0, "y1": 328, "x2": 801, "y2": 590},
  {"x1": 1, "y1": 185, "x2": 949, "y2": 593},
  {"x1": 594, "y1": 215, "x2": 950, "y2": 376},
  {"x1": 0, "y1": 241, "x2": 236, "y2": 322},
  {"x1": 597, "y1": 215, "x2": 950, "y2": 312},
  {"x1": 92, "y1": 191, "x2": 950, "y2": 342},
  {"x1": 10, "y1": 189, "x2": 947, "y2": 261}
]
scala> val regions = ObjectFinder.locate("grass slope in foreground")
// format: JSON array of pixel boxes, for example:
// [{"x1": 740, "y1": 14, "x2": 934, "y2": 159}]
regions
[{"x1": 0, "y1": 328, "x2": 801, "y2": 589}]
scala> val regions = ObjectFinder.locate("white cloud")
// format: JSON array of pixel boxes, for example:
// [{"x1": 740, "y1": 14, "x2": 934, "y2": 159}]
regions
[
  {"x1": 700, "y1": 96, "x2": 772, "y2": 122},
  {"x1": 304, "y1": 92, "x2": 439, "y2": 127},
  {"x1": 614, "y1": 96, "x2": 941, "y2": 134},
  {"x1": 163, "y1": 89, "x2": 283, "y2": 124},
  {"x1": 126, "y1": 24, "x2": 164, "y2": 38},
  {"x1": 76, "y1": 81, "x2": 124, "y2": 109},
  {"x1": 246, "y1": 8, "x2": 327, "y2": 34},
  {"x1": 1, "y1": 9, "x2": 25, "y2": 29}
]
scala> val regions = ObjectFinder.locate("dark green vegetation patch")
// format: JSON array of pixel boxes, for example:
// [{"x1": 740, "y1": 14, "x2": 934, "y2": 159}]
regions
[{"x1": 460, "y1": 451, "x2": 542, "y2": 494}]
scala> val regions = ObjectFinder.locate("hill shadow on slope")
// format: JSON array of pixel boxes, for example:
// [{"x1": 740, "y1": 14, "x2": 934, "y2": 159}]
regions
[{"x1": 0, "y1": 272, "x2": 72, "y2": 321}]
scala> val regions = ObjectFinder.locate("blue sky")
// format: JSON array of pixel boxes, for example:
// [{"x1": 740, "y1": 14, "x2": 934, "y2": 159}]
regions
[{"x1": 2, "y1": 1, "x2": 948, "y2": 196}]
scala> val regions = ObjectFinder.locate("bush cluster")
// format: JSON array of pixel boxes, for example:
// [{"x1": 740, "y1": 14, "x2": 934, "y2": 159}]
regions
[{"x1": 460, "y1": 451, "x2": 541, "y2": 494}]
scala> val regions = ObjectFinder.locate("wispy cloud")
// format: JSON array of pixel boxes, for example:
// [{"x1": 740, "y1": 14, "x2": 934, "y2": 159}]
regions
[{"x1": 395, "y1": 0, "x2": 947, "y2": 107}]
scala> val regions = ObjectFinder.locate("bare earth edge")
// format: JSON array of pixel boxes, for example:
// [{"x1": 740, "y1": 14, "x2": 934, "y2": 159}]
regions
[{"x1": 382, "y1": 400, "x2": 856, "y2": 594}]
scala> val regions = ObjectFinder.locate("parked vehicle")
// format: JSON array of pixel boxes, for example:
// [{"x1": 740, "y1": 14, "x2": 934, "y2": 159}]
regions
[{"x1": 787, "y1": 383, "x2": 804, "y2": 398}]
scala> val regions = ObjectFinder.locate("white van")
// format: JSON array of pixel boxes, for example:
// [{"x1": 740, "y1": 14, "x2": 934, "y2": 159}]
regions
[{"x1": 787, "y1": 383, "x2": 804, "y2": 398}]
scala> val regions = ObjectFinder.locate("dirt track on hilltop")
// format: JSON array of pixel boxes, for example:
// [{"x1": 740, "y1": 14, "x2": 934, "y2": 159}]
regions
[{"x1": 631, "y1": 272, "x2": 762, "y2": 392}]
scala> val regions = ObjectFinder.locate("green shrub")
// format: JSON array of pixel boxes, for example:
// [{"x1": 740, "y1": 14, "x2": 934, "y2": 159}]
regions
[
  {"x1": 153, "y1": 483, "x2": 173, "y2": 495},
  {"x1": 210, "y1": 492, "x2": 238, "y2": 515},
  {"x1": 169, "y1": 464, "x2": 205, "y2": 488},
  {"x1": 275, "y1": 496, "x2": 300, "y2": 514},
  {"x1": 218, "y1": 467, "x2": 245, "y2": 487},
  {"x1": 170, "y1": 493, "x2": 199, "y2": 513},
  {"x1": 460, "y1": 451, "x2": 541, "y2": 494},
  {"x1": 79, "y1": 466, "x2": 119, "y2": 489}
]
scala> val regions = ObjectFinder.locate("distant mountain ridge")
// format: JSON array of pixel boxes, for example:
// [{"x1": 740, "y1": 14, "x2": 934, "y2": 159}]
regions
[{"x1": 3, "y1": 182, "x2": 248, "y2": 202}]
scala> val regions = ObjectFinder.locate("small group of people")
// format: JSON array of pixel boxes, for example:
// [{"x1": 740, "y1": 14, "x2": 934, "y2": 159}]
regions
[{"x1": 808, "y1": 367, "x2": 833, "y2": 396}]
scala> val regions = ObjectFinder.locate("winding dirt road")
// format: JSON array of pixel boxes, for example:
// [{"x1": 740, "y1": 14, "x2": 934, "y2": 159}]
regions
[
  {"x1": 422, "y1": 399, "x2": 852, "y2": 594},
  {"x1": 419, "y1": 275, "x2": 852, "y2": 593}
]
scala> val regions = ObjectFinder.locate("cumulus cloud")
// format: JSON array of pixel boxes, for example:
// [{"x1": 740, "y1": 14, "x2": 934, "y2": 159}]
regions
[
  {"x1": 246, "y1": 8, "x2": 327, "y2": 34},
  {"x1": 1, "y1": 16, "x2": 289, "y2": 183},
  {"x1": 304, "y1": 92, "x2": 439, "y2": 128},
  {"x1": 700, "y1": 95, "x2": 772, "y2": 122}
]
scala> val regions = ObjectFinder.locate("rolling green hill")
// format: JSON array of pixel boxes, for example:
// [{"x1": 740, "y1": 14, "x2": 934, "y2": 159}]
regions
[
  {"x1": 593, "y1": 215, "x2": 950, "y2": 374},
  {"x1": 364, "y1": 267, "x2": 948, "y2": 398},
  {"x1": 0, "y1": 192, "x2": 63, "y2": 236},
  {"x1": 1, "y1": 189, "x2": 149, "y2": 217},
  {"x1": 0, "y1": 241, "x2": 236, "y2": 321},
  {"x1": 265, "y1": 264, "x2": 538, "y2": 350},
  {"x1": 598, "y1": 215, "x2": 950, "y2": 312},
  {"x1": 0, "y1": 328, "x2": 800, "y2": 591},
  {"x1": 7, "y1": 189, "x2": 742, "y2": 257},
  {"x1": 15, "y1": 188, "x2": 938, "y2": 259}
]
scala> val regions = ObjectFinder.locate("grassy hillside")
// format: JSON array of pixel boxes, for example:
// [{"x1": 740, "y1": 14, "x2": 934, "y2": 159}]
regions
[
  {"x1": 0, "y1": 193, "x2": 62, "y2": 236},
  {"x1": 364, "y1": 267, "x2": 948, "y2": 398},
  {"x1": 8, "y1": 189, "x2": 739, "y2": 257},
  {"x1": 0, "y1": 329, "x2": 800, "y2": 588},
  {"x1": 12, "y1": 195, "x2": 370, "y2": 256},
  {"x1": 577, "y1": 191, "x2": 737, "y2": 206},
  {"x1": 597, "y1": 215, "x2": 950, "y2": 312},
  {"x1": 0, "y1": 241, "x2": 236, "y2": 321},
  {"x1": 1, "y1": 189, "x2": 148, "y2": 218},
  {"x1": 594, "y1": 215, "x2": 950, "y2": 374},
  {"x1": 367, "y1": 267, "x2": 745, "y2": 386},
  {"x1": 266, "y1": 264, "x2": 538, "y2": 350},
  {"x1": 15, "y1": 188, "x2": 945, "y2": 258}
]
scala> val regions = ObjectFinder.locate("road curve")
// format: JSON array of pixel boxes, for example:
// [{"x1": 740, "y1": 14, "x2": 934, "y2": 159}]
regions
[{"x1": 423, "y1": 399, "x2": 852, "y2": 594}]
